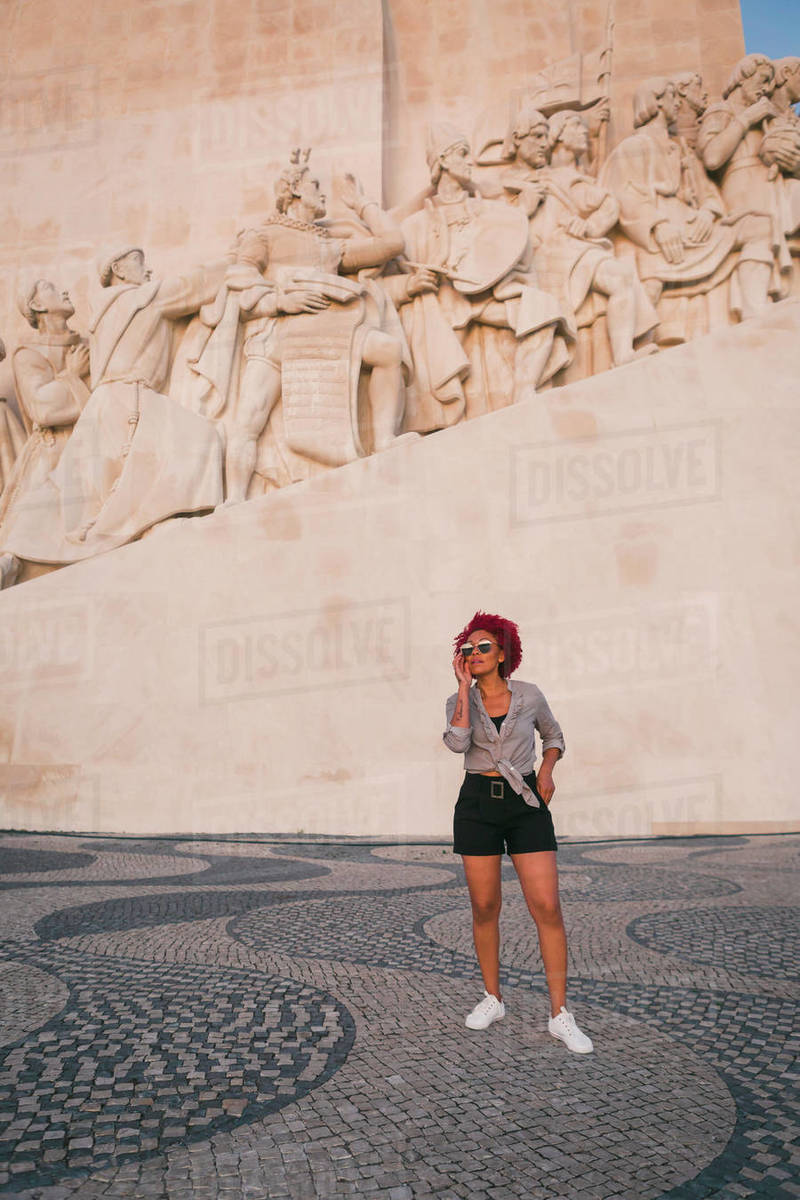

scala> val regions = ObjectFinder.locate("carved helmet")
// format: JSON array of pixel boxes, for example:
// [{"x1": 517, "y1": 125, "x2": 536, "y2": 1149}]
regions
[
  {"x1": 99, "y1": 247, "x2": 144, "y2": 288},
  {"x1": 425, "y1": 123, "x2": 469, "y2": 181}
]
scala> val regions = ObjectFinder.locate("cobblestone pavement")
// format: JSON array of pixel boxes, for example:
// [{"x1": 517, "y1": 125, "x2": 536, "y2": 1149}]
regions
[{"x1": 0, "y1": 831, "x2": 797, "y2": 1199}]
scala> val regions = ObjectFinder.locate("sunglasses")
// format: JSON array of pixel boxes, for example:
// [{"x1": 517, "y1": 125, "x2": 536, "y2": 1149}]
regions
[{"x1": 460, "y1": 639, "x2": 498, "y2": 657}]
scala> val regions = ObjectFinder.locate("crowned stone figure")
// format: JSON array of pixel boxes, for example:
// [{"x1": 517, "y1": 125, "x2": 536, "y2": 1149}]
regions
[{"x1": 184, "y1": 150, "x2": 412, "y2": 502}]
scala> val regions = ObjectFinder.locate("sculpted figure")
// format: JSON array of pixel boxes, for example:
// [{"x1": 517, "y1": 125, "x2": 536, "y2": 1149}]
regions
[
  {"x1": 765, "y1": 58, "x2": 800, "y2": 266},
  {"x1": 502, "y1": 105, "x2": 658, "y2": 368},
  {"x1": 0, "y1": 336, "x2": 28, "y2": 499},
  {"x1": 770, "y1": 57, "x2": 800, "y2": 134},
  {"x1": 389, "y1": 124, "x2": 573, "y2": 433},
  {"x1": 0, "y1": 248, "x2": 224, "y2": 585},
  {"x1": 673, "y1": 71, "x2": 709, "y2": 149},
  {"x1": 198, "y1": 152, "x2": 411, "y2": 502},
  {"x1": 0, "y1": 282, "x2": 90, "y2": 588},
  {"x1": 698, "y1": 55, "x2": 793, "y2": 296},
  {"x1": 601, "y1": 77, "x2": 777, "y2": 336}
]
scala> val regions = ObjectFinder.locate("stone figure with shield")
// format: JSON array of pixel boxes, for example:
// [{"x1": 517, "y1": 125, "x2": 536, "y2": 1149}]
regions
[
  {"x1": 386, "y1": 124, "x2": 573, "y2": 434},
  {"x1": 175, "y1": 150, "x2": 413, "y2": 499}
]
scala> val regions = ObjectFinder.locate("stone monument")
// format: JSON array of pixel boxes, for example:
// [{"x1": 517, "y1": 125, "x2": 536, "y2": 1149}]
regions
[{"x1": 0, "y1": 0, "x2": 798, "y2": 840}]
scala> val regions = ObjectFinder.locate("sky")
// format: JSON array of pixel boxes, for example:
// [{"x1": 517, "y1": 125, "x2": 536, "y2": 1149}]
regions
[{"x1": 740, "y1": 0, "x2": 799, "y2": 58}]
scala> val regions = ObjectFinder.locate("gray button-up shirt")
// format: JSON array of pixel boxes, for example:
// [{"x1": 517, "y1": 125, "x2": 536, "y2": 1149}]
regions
[{"x1": 443, "y1": 679, "x2": 565, "y2": 808}]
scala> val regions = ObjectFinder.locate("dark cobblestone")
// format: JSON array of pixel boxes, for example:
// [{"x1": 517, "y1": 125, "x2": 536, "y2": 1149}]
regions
[
  {"x1": 1, "y1": 840, "x2": 331, "y2": 892},
  {"x1": 0, "y1": 831, "x2": 797, "y2": 1198},
  {"x1": 626, "y1": 904, "x2": 799, "y2": 978},
  {"x1": 0, "y1": 848, "x2": 96, "y2": 876}
]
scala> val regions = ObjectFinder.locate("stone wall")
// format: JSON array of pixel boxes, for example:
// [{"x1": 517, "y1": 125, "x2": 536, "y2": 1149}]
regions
[{"x1": 1, "y1": 302, "x2": 798, "y2": 838}]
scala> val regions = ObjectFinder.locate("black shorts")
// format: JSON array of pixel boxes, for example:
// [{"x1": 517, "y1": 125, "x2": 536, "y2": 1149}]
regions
[{"x1": 453, "y1": 772, "x2": 558, "y2": 856}]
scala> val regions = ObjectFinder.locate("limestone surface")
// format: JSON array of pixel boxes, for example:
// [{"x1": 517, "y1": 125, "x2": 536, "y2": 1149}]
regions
[{"x1": 2, "y1": 303, "x2": 799, "y2": 838}]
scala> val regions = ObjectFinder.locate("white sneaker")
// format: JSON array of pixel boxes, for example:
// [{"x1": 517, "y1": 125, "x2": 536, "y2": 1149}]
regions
[
  {"x1": 548, "y1": 1006, "x2": 593, "y2": 1053},
  {"x1": 465, "y1": 991, "x2": 505, "y2": 1030}
]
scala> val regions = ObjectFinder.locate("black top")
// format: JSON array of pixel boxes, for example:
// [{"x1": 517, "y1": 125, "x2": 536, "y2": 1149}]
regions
[{"x1": 489, "y1": 714, "x2": 506, "y2": 733}]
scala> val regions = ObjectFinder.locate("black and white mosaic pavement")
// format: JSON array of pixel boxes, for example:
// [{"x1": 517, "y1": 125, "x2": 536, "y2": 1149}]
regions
[
  {"x1": 0, "y1": 829, "x2": 797, "y2": 1199},
  {"x1": 626, "y1": 904, "x2": 800, "y2": 979}
]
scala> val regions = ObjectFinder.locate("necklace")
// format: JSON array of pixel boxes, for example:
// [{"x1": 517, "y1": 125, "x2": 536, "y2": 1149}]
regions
[{"x1": 262, "y1": 212, "x2": 331, "y2": 238}]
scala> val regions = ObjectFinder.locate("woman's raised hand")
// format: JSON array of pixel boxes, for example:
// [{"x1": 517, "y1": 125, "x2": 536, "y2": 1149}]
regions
[{"x1": 453, "y1": 649, "x2": 472, "y2": 686}]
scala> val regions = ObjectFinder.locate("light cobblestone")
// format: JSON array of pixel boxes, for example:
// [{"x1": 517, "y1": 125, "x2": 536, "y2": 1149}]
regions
[{"x1": 0, "y1": 832, "x2": 797, "y2": 1198}]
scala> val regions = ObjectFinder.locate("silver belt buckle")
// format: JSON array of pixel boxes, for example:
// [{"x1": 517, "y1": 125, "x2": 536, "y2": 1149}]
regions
[{"x1": 490, "y1": 779, "x2": 504, "y2": 800}]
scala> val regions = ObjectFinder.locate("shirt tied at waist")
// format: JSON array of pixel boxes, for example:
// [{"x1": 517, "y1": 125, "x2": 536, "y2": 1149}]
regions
[{"x1": 494, "y1": 757, "x2": 540, "y2": 808}]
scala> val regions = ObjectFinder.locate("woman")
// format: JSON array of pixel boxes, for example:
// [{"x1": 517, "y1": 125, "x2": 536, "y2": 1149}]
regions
[{"x1": 443, "y1": 610, "x2": 592, "y2": 1052}]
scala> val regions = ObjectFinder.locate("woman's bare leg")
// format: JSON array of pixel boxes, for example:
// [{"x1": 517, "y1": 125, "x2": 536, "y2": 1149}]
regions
[
  {"x1": 461, "y1": 854, "x2": 503, "y2": 998},
  {"x1": 511, "y1": 850, "x2": 567, "y2": 1015}
]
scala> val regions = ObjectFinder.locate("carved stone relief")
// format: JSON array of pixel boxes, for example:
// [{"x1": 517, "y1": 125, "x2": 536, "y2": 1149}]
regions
[
  {"x1": 502, "y1": 104, "x2": 658, "y2": 378},
  {"x1": 697, "y1": 55, "x2": 794, "y2": 308},
  {"x1": 0, "y1": 335, "x2": 27, "y2": 504},
  {"x1": 602, "y1": 76, "x2": 778, "y2": 345},
  {"x1": 1, "y1": 45, "x2": 799, "y2": 588},
  {"x1": 0, "y1": 252, "x2": 224, "y2": 584},
  {"x1": 387, "y1": 124, "x2": 573, "y2": 431},
  {"x1": 173, "y1": 153, "x2": 414, "y2": 501},
  {"x1": 0, "y1": 283, "x2": 90, "y2": 588}
]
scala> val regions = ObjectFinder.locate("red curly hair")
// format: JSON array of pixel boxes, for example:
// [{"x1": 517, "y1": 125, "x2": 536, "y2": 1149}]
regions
[{"x1": 453, "y1": 611, "x2": 522, "y2": 679}]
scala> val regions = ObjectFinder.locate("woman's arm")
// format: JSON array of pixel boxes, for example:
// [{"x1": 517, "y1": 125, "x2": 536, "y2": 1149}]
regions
[
  {"x1": 442, "y1": 653, "x2": 473, "y2": 752},
  {"x1": 450, "y1": 653, "x2": 472, "y2": 727},
  {"x1": 534, "y1": 689, "x2": 566, "y2": 804},
  {"x1": 536, "y1": 747, "x2": 561, "y2": 804}
]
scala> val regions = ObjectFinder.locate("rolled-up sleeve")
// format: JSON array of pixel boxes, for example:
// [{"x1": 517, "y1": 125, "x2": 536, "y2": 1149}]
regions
[
  {"x1": 443, "y1": 693, "x2": 472, "y2": 753},
  {"x1": 534, "y1": 690, "x2": 566, "y2": 759}
]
